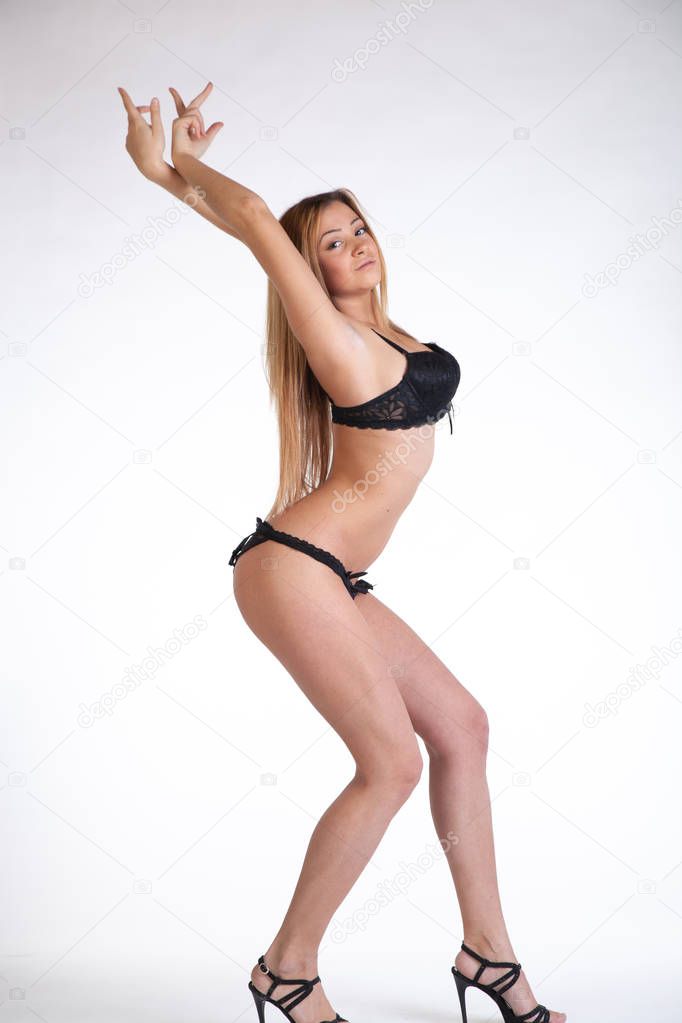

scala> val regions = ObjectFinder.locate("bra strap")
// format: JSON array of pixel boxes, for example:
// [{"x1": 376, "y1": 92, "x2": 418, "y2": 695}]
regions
[{"x1": 371, "y1": 328, "x2": 407, "y2": 354}]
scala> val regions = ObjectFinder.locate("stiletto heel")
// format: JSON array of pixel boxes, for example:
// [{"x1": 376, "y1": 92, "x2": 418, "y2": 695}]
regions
[
  {"x1": 451, "y1": 941, "x2": 550, "y2": 1023},
  {"x1": 249, "y1": 982, "x2": 267, "y2": 1023},
  {"x1": 247, "y1": 954, "x2": 348, "y2": 1023},
  {"x1": 452, "y1": 968, "x2": 470, "y2": 1023}
]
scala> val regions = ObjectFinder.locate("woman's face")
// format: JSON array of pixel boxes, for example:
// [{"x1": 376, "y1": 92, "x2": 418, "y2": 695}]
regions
[{"x1": 315, "y1": 201, "x2": 380, "y2": 297}]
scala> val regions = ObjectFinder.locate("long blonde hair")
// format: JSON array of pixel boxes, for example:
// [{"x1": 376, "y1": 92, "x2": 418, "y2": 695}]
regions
[{"x1": 263, "y1": 187, "x2": 413, "y2": 521}]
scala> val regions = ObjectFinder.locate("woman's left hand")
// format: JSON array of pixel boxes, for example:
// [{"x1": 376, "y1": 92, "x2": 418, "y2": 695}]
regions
[{"x1": 170, "y1": 81, "x2": 223, "y2": 164}]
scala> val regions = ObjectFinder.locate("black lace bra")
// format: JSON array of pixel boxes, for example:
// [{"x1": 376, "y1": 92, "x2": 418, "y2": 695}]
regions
[{"x1": 328, "y1": 329, "x2": 461, "y2": 433}]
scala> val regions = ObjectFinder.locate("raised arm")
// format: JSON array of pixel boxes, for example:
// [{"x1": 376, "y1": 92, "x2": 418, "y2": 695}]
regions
[
  {"x1": 148, "y1": 161, "x2": 247, "y2": 241},
  {"x1": 172, "y1": 168, "x2": 357, "y2": 390},
  {"x1": 117, "y1": 84, "x2": 252, "y2": 242},
  {"x1": 171, "y1": 122, "x2": 357, "y2": 393},
  {"x1": 119, "y1": 82, "x2": 358, "y2": 390}
]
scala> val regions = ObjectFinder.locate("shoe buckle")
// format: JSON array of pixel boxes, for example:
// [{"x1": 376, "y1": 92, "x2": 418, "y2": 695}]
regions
[{"x1": 258, "y1": 961, "x2": 269, "y2": 974}]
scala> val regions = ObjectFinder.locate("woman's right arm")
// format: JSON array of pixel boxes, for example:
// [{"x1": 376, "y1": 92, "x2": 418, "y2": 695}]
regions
[
  {"x1": 167, "y1": 95, "x2": 357, "y2": 369},
  {"x1": 118, "y1": 83, "x2": 358, "y2": 386},
  {"x1": 147, "y1": 161, "x2": 248, "y2": 243}
]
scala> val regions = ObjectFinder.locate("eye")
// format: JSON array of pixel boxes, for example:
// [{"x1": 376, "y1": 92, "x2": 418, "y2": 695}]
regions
[{"x1": 328, "y1": 226, "x2": 367, "y2": 250}]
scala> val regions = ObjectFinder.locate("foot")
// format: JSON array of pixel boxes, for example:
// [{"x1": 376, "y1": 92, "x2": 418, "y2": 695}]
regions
[
  {"x1": 454, "y1": 942, "x2": 566, "y2": 1023},
  {"x1": 250, "y1": 954, "x2": 344, "y2": 1023}
]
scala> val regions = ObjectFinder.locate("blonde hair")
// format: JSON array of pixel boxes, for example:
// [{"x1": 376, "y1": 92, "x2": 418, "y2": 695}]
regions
[{"x1": 262, "y1": 187, "x2": 413, "y2": 521}]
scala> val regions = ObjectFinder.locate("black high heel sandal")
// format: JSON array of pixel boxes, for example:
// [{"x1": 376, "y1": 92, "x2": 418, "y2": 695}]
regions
[
  {"x1": 451, "y1": 941, "x2": 550, "y2": 1023},
  {"x1": 248, "y1": 954, "x2": 348, "y2": 1023}
]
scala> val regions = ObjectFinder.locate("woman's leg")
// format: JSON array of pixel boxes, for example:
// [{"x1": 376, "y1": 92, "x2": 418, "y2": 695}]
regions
[
  {"x1": 355, "y1": 592, "x2": 566, "y2": 1023},
  {"x1": 233, "y1": 544, "x2": 423, "y2": 1022}
]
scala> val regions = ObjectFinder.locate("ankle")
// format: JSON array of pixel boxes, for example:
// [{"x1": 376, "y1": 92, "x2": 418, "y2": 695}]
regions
[
  {"x1": 461, "y1": 930, "x2": 516, "y2": 960},
  {"x1": 260, "y1": 944, "x2": 319, "y2": 976}
]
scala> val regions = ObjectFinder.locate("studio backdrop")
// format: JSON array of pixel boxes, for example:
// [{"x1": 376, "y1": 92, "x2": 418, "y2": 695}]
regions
[{"x1": 1, "y1": 1, "x2": 681, "y2": 1020}]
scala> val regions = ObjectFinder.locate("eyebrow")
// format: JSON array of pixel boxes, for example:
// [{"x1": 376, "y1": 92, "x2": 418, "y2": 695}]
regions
[{"x1": 319, "y1": 215, "x2": 362, "y2": 244}]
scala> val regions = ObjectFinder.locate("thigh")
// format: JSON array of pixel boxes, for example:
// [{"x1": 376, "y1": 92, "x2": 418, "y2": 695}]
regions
[
  {"x1": 232, "y1": 542, "x2": 422, "y2": 780},
  {"x1": 353, "y1": 591, "x2": 488, "y2": 756}
]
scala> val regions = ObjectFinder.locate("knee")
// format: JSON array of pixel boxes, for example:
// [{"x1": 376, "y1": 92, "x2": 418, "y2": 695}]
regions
[
  {"x1": 432, "y1": 700, "x2": 489, "y2": 759},
  {"x1": 468, "y1": 701, "x2": 489, "y2": 749},
  {"x1": 395, "y1": 748, "x2": 424, "y2": 792},
  {"x1": 356, "y1": 745, "x2": 423, "y2": 800}
]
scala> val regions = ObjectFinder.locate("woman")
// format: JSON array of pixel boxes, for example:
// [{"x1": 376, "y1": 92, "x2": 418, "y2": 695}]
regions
[{"x1": 119, "y1": 81, "x2": 566, "y2": 1023}]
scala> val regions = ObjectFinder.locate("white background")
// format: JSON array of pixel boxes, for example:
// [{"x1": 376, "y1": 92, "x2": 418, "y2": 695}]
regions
[{"x1": 1, "y1": 0, "x2": 682, "y2": 1020}]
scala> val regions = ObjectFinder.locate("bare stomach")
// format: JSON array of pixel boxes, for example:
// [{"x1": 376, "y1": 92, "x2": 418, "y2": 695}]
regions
[{"x1": 267, "y1": 422, "x2": 438, "y2": 571}]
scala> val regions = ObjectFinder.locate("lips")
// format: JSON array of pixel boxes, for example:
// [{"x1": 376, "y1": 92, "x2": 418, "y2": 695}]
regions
[{"x1": 356, "y1": 259, "x2": 375, "y2": 270}]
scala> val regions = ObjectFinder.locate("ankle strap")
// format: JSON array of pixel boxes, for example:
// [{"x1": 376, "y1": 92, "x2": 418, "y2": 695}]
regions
[
  {"x1": 460, "y1": 942, "x2": 522, "y2": 995},
  {"x1": 257, "y1": 955, "x2": 321, "y2": 1012},
  {"x1": 461, "y1": 941, "x2": 520, "y2": 968}
]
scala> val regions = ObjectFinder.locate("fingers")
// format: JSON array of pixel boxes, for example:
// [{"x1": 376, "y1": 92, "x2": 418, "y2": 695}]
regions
[
  {"x1": 117, "y1": 85, "x2": 144, "y2": 122},
  {"x1": 149, "y1": 96, "x2": 162, "y2": 138},
  {"x1": 172, "y1": 109, "x2": 204, "y2": 139},
  {"x1": 177, "y1": 105, "x2": 205, "y2": 140},
  {"x1": 168, "y1": 82, "x2": 220, "y2": 149},
  {"x1": 122, "y1": 82, "x2": 213, "y2": 124},
  {"x1": 190, "y1": 108, "x2": 206, "y2": 138},
  {"x1": 187, "y1": 80, "x2": 213, "y2": 110},
  {"x1": 168, "y1": 86, "x2": 185, "y2": 115},
  {"x1": 189, "y1": 112, "x2": 205, "y2": 140},
  {"x1": 168, "y1": 81, "x2": 213, "y2": 126}
]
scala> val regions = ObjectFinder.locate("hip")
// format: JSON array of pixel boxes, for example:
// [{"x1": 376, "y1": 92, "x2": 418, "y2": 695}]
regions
[{"x1": 266, "y1": 478, "x2": 414, "y2": 570}]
